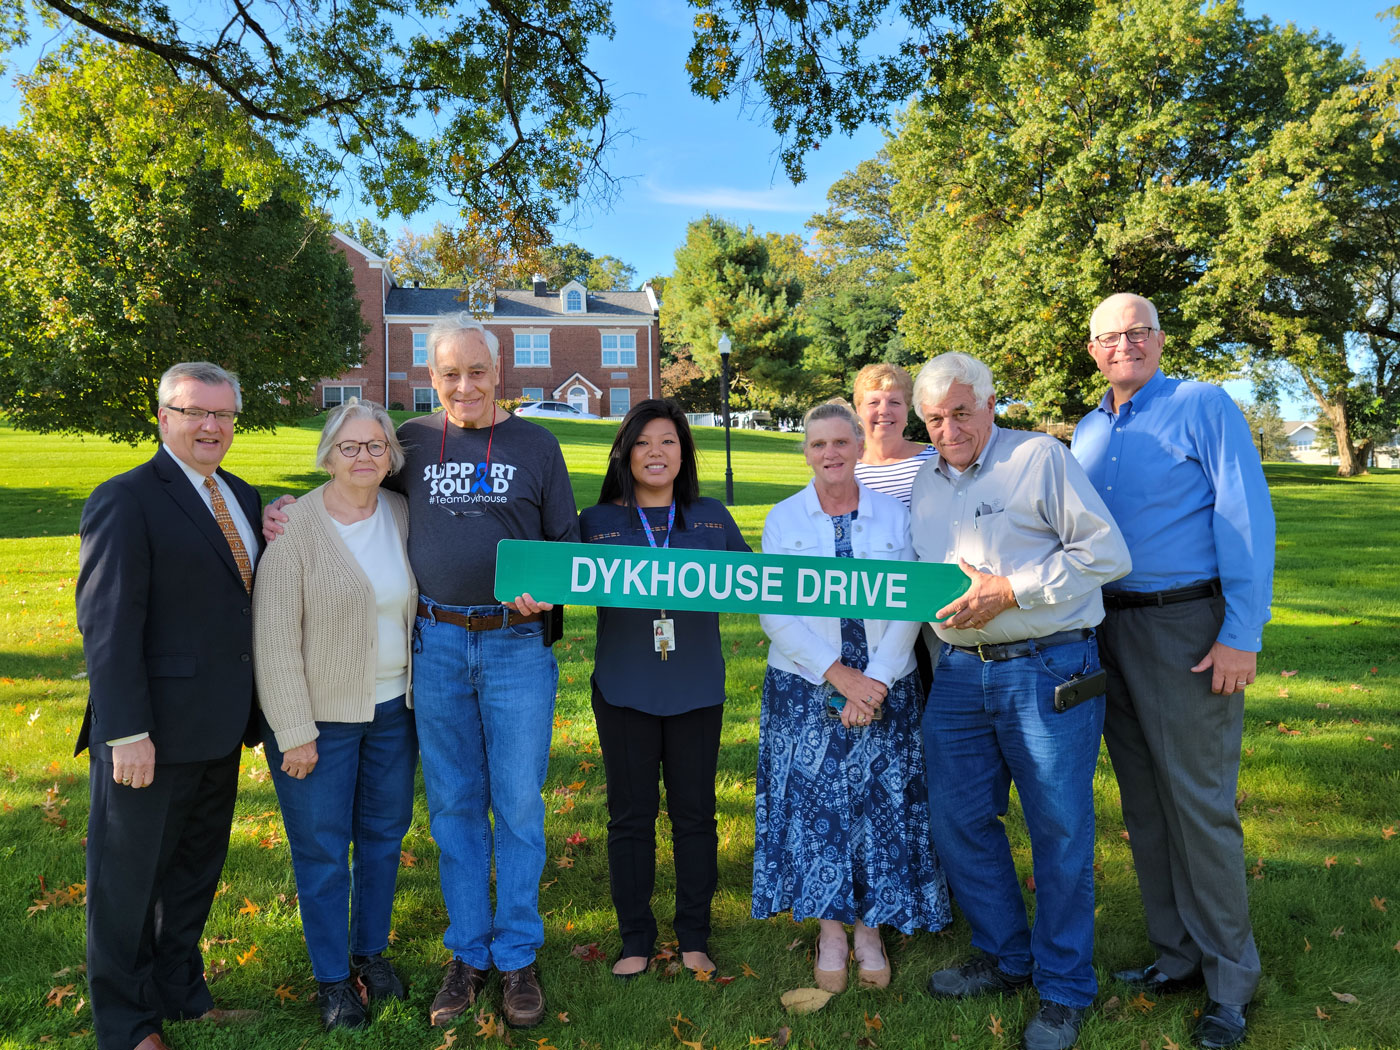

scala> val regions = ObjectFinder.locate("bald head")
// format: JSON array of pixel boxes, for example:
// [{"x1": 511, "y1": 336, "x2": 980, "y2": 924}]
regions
[{"x1": 1090, "y1": 293, "x2": 1159, "y2": 339}]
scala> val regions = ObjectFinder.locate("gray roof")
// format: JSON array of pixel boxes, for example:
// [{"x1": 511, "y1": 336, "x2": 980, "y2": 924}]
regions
[{"x1": 385, "y1": 286, "x2": 655, "y2": 320}]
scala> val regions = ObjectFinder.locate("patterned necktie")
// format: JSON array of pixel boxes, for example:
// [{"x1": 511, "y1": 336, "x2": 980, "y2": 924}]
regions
[{"x1": 203, "y1": 476, "x2": 253, "y2": 593}]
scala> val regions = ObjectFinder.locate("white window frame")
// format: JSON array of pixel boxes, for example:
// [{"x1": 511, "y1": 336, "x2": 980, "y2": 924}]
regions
[
  {"x1": 322, "y1": 385, "x2": 361, "y2": 408},
  {"x1": 601, "y1": 332, "x2": 637, "y2": 367},
  {"x1": 513, "y1": 331, "x2": 551, "y2": 367},
  {"x1": 412, "y1": 331, "x2": 429, "y2": 368},
  {"x1": 521, "y1": 387, "x2": 544, "y2": 402},
  {"x1": 609, "y1": 387, "x2": 631, "y2": 417},
  {"x1": 565, "y1": 289, "x2": 583, "y2": 312},
  {"x1": 413, "y1": 386, "x2": 436, "y2": 413}
]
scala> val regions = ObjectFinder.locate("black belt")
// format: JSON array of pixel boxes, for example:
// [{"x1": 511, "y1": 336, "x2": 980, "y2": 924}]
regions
[
  {"x1": 417, "y1": 602, "x2": 542, "y2": 632},
  {"x1": 1103, "y1": 579, "x2": 1221, "y2": 610},
  {"x1": 948, "y1": 627, "x2": 1094, "y2": 663}
]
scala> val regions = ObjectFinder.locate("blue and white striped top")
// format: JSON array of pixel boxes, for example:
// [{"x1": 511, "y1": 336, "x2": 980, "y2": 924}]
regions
[{"x1": 853, "y1": 445, "x2": 937, "y2": 508}]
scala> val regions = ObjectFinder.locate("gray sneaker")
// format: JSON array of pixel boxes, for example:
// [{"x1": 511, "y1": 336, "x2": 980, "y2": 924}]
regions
[
  {"x1": 927, "y1": 956, "x2": 1032, "y2": 999},
  {"x1": 1023, "y1": 1001, "x2": 1086, "y2": 1050}
]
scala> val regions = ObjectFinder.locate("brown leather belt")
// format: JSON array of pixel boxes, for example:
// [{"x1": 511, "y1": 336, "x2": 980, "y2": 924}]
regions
[{"x1": 417, "y1": 602, "x2": 542, "y2": 632}]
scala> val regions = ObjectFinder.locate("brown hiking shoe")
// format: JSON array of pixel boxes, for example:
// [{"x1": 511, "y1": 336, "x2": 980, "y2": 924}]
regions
[
  {"x1": 500, "y1": 964, "x2": 545, "y2": 1028},
  {"x1": 430, "y1": 959, "x2": 488, "y2": 1027}
]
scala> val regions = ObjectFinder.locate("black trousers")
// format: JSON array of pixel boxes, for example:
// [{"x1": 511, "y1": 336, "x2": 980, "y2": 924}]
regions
[
  {"x1": 591, "y1": 691, "x2": 723, "y2": 957},
  {"x1": 86, "y1": 749, "x2": 240, "y2": 1050}
]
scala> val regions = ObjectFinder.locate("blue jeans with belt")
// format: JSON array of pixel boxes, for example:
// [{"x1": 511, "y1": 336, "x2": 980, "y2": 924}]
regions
[
  {"x1": 264, "y1": 695, "x2": 417, "y2": 983},
  {"x1": 921, "y1": 636, "x2": 1104, "y2": 1008},
  {"x1": 412, "y1": 598, "x2": 558, "y2": 972}
]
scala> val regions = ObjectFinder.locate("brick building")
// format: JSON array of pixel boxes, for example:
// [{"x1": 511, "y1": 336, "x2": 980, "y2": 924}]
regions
[{"x1": 318, "y1": 231, "x2": 662, "y2": 418}]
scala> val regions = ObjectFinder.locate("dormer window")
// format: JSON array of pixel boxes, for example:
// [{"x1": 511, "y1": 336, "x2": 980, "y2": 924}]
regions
[{"x1": 560, "y1": 280, "x2": 587, "y2": 314}]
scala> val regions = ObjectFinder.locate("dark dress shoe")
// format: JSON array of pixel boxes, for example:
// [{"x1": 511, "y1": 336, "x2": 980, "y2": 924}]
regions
[
  {"x1": 501, "y1": 964, "x2": 546, "y2": 1028},
  {"x1": 430, "y1": 959, "x2": 489, "y2": 1027},
  {"x1": 133, "y1": 1035, "x2": 171, "y2": 1050},
  {"x1": 1113, "y1": 963, "x2": 1205, "y2": 995},
  {"x1": 1194, "y1": 1001, "x2": 1247, "y2": 1048},
  {"x1": 927, "y1": 955, "x2": 1031, "y2": 999}
]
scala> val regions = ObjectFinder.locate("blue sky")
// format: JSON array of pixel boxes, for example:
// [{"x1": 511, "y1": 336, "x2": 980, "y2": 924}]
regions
[{"x1": 2, "y1": 1, "x2": 1396, "y2": 417}]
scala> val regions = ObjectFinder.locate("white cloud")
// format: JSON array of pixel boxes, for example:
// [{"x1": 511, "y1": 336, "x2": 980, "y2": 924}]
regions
[{"x1": 647, "y1": 181, "x2": 825, "y2": 214}]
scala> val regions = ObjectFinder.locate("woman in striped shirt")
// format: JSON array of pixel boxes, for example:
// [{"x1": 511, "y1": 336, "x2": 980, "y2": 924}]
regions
[{"x1": 851, "y1": 363, "x2": 936, "y2": 508}]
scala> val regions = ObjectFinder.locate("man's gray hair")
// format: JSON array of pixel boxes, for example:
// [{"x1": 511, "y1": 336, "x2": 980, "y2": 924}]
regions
[
  {"x1": 912, "y1": 353, "x2": 996, "y2": 421},
  {"x1": 801, "y1": 398, "x2": 863, "y2": 447},
  {"x1": 157, "y1": 362, "x2": 243, "y2": 411},
  {"x1": 426, "y1": 311, "x2": 500, "y2": 370},
  {"x1": 315, "y1": 397, "x2": 406, "y2": 475}
]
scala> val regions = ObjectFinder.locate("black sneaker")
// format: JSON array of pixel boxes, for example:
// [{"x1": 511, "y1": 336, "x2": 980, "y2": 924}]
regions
[
  {"x1": 1024, "y1": 1001, "x2": 1086, "y2": 1050},
  {"x1": 927, "y1": 956, "x2": 1032, "y2": 999},
  {"x1": 352, "y1": 953, "x2": 405, "y2": 1001},
  {"x1": 318, "y1": 977, "x2": 369, "y2": 1030}
]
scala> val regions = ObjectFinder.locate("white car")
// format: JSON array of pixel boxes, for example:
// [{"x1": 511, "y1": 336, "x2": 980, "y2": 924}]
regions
[{"x1": 514, "y1": 400, "x2": 599, "y2": 420}]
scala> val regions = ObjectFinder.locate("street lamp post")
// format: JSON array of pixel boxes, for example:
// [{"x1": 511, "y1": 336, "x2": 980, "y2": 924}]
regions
[{"x1": 718, "y1": 333, "x2": 734, "y2": 506}]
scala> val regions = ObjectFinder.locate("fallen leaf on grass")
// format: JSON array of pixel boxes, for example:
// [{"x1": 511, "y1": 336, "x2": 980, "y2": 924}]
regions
[
  {"x1": 692, "y1": 968, "x2": 713, "y2": 982},
  {"x1": 556, "y1": 1012, "x2": 569, "y2": 1023},
  {"x1": 672, "y1": 1025, "x2": 705, "y2": 1049},
  {"x1": 1249, "y1": 857, "x2": 1264, "y2": 880},
  {"x1": 741, "y1": 962, "x2": 760, "y2": 978},
  {"x1": 273, "y1": 984, "x2": 298, "y2": 1002},
  {"x1": 780, "y1": 988, "x2": 834, "y2": 1014},
  {"x1": 436, "y1": 1026, "x2": 459, "y2": 1048},
  {"x1": 1130, "y1": 993, "x2": 1156, "y2": 1013},
  {"x1": 1280, "y1": 670, "x2": 1298, "y2": 677},
  {"x1": 236, "y1": 945, "x2": 259, "y2": 965},
  {"x1": 785, "y1": 938, "x2": 803, "y2": 951},
  {"x1": 1304, "y1": 937, "x2": 1311, "y2": 952},
  {"x1": 579, "y1": 760, "x2": 596, "y2": 773},
  {"x1": 570, "y1": 943, "x2": 605, "y2": 963},
  {"x1": 476, "y1": 1012, "x2": 499, "y2": 1038},
  {"x1": 554, "y1": 854, "x2": 574, "y2": 868},
  {"x1": 239, "y1": 898, "x2": 259, "y2": 916},
  {"x1": 1324, "y1": 856, "x2": 1337, "y2": 868},
  {"x1": 1331, "y1": 926, "x2": 1344, "y2": 939},
  {"x1": 1372, "y1": 896, "x2": 1388, "y2": 912},
  {"x1": 988, "y1": 1014, "x2": 1005, "y2": 1038},
  {"x1": 1331, "y1": 991, "x2": 1360, "y2": 1004},
  {"x1": 532, "y1": 1039, "x2": 558, "y2": 1050},
  {"x1": 45, "y1": 984, "x2": 76, "y2": 1008},
  {"x1": 771, "y1": 1028, "x2": 790, "y2": 1047},
  {"x1": 401, "y1": 850, "x2": 418, "y2": 867},
  {"x1": 1163, "y1": 1037, "x2": 1181, "y2": 1050},
  {"x1": 1316, "y1": 1006, "x2": 1330, "y2": 1020},
  {"x1": 565, "y1": 831, "x2": 588, "y2": 847},
  {"x1": 864, "y1": 1012, "x2": 883, "y2": 1032}
]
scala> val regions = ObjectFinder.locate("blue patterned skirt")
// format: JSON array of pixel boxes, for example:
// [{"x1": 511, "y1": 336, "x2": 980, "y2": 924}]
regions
[{"x1": 751, "y1": 666, "x2": 951, "y2": 932}]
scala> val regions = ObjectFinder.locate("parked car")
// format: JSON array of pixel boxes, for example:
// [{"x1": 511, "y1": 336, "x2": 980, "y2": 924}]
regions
[{"x1": 514, "y1": 400, "x2": 599, "y2": 420}]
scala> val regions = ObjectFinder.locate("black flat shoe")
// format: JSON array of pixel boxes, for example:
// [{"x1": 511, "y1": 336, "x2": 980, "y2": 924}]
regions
[
  {"x1": 1194, "y1": 1001, "x2": 1247, "y2": 1049},
  {"x1": 1112, "y1": 962, "x2": 1205, "y2": 995}
]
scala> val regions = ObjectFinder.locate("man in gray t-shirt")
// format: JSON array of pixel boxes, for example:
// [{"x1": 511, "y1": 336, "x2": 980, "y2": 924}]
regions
[{"x1": 265, "y1": 315, "x2": 578, "y2": 1030}]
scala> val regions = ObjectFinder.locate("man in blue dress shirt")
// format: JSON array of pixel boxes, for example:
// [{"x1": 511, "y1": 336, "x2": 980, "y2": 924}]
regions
[{"x1": 1072, "y1": 293, "x2": 1275, "y2": 1050}]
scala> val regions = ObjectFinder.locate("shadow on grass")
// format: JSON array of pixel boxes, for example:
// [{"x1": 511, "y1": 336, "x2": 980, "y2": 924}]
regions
[
  {"x1": 0, "y1": 487, "x2": 88, "y2": 538},
  {"x1": 0, "y1": 647, "x2": 86, "y2": 680}
]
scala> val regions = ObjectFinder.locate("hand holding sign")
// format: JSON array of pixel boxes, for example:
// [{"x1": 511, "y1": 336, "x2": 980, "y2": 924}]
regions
[{"x1": 936, "y1": 559, "x2": 1018, "y2": 631}]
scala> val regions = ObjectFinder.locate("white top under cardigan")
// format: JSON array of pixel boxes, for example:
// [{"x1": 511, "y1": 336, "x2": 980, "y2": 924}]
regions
[
  {"x1": 252, "y1": 484, "x2": 417, "y2": 751},
  {"x1": 758, "y1": 479, "x2": 920, "y2": 689}
]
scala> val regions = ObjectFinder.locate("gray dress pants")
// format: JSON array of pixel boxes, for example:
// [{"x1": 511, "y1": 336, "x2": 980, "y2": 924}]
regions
[{"x1": 1099, "y1": 594, "x2": 1261, "y2": 1007}]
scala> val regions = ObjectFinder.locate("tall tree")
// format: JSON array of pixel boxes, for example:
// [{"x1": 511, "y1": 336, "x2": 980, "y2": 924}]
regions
[
  {"x1": 662, "y1": 214, "x2": 807, "y2": 408},
  {"x1": 887, "y1": 0, "x2": 1399, "y2": 475},
  {"x1": 0, "y1": 44, "x2": 365, "y2": 444},
  {"x1": 687, "y1": 0, "x2": 1089, "y2": 181},
  {"x1": 1235, "y1": 401, "x2": 1290, "y2": 462},
  {"x1": 0, "y1": 1, "x2": 619, "y2": 280},
  {"x1": 390, "y1": 223, "x2": 455, "y2": 288}
]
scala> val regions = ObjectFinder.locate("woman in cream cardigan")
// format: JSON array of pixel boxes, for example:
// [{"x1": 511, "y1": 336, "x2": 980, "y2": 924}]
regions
[{"x1": 253, "y1": 398, "x2": 418, "y2": 1031}]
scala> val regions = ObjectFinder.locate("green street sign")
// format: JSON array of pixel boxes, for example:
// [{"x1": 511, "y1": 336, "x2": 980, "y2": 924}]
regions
[{"x1": 493, "y1": 539, "x2": 969, "y2": 622}]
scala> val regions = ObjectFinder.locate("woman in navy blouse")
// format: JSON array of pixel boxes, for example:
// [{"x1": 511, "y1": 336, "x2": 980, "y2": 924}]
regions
[{"x1": 580, "y1": 399, "x2": 750, "y2": 979}]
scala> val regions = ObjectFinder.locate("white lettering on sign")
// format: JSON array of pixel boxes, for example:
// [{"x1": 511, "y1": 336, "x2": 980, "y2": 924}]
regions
[{"x1": 566, "y1": 554, "x2": 914, "y2": 611}]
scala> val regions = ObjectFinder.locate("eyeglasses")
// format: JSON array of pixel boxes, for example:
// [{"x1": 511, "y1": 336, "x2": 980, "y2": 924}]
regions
[
  {"x1": 1092, "y1": 326, "x2": 1157, "y2": 349},
  {"x1": 336, "y1": 440, "x2": 388, "y2": 458},
  {"x1": 166, "y1": 405, "x2": 239, "y2": 424}
]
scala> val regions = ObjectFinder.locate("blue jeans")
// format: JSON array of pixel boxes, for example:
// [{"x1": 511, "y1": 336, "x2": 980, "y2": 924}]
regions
[
  {"x1": 921, "y1": 637, "x2": 1104, "y2": 1008},
  {"x1": 264, "y1": 696, "x2": 417, "y2": 983},
  {"x1": 413, "y1": 599, "x2": 558, "y2": 971}
]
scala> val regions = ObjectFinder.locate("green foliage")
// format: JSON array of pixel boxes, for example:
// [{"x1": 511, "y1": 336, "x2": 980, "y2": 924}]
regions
[
  {"x1": 685, "y1": 0, "x2": 1091, "y2": 182},
  {"x1": 662, "y1": 215, "x2": 810, "y2": 408},
  {"x1": 1236, "y1": 400, "x2": 1291, "y2": 462},
  {"x1": 334, "y1": 217, "x2": 391, "y2": 257},
  {"x1": 0, "y1": 44, "x2": 366, "y2": 444},
  {"x1": 388, "y1": 223, "x2": 456, "y2": 288},
  {"x1": 0, "y1": 1, "x2": 620, "y2": 265},
  {"x1": 887, "y1": 0, "x2": 1388, "y2": 426},
  {"x1": 512, "y1": 241, "x2": 639, "y2": 290}
]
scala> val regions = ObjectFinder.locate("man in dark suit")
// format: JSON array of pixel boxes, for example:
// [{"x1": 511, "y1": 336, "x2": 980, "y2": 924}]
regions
[{"x1": 76, "y1": 361, "x2": 263, "y2": 1050}]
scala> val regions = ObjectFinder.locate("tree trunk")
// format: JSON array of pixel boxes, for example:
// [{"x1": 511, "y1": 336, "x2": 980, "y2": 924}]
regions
[{"x1": 1303, "y1": 376, "x2": 1369, "y2": 477}]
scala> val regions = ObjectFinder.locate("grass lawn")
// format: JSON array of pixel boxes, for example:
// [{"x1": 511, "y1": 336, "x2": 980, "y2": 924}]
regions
[{"x1": 0, "y1": 420, "x2": 1396, "y2": 1050}]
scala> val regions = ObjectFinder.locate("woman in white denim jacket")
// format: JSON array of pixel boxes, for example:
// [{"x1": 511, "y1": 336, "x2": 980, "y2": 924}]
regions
[{"x1": 751, "y1": 400, "x2": 950, "y2": 996}]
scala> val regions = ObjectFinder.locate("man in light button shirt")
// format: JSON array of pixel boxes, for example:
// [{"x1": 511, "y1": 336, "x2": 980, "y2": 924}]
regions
[
  {"x1": 1072, "y1": 293, "x2": 1274, "y2": 1050},
  {"x1": 909, "y1": 352, "x2": 1130, "y2": 1050}
]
